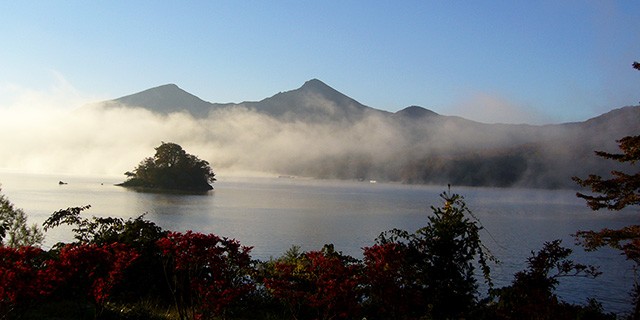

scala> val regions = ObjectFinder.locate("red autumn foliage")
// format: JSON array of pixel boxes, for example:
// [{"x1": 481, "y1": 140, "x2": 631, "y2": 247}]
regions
[
  {"x1": 362, "y1": 242, "x2": 423, "y2": 317},
  {"x1": 264, "y1": 248, "x2": 362, "y2": 319},
  {"x1": 156, "y1": 231, "x2": 254, "y2": 318},
  {"x1": 0, "y1": 246, "x2": 50, "y2": 308},
  {"x1": 0, "y1": 242, "x2": 138, "y2": 318},
  {"x1": 47, "y1": 243, "x2": 140, "y2": 304}
]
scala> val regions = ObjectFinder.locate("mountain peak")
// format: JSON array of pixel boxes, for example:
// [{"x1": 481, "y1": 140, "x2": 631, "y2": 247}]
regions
[
  {"x1": 301, "y1": 78, "x2": 327, "y2": 89},
  {"x1": 111, "y1": 83, "x2": 214, "y2": 117},
  {"x1": 130, "y1": 83, "x2": 182, "y2": 95},
  {"x1": 155, "y1": 83, "x2": 179, "y2": 89},
  {"x1": 295, "y1": 78, "x2": 363, "y2": 105},
  {"x1": 115, "y1": 83, "x2": 191, "y2": 102},
  {"x1": 242, "y1": 79, "x2": 375, "y2": 122},
  {"x1": 395, "y1": 106, "x2": 439, "y2": 119},
  {"x1": 298, "y1": 78, "x2": 341, "y2": 96}
]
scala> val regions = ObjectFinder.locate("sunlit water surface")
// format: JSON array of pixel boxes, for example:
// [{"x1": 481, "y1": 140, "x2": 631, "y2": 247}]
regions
[{"x1": 0, "y1": 171, "x2": 638, "y2": 315}]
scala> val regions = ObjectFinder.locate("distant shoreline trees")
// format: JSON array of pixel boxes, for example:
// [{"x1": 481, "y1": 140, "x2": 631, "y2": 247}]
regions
[{"x1": 118, "y1": 142, "x2": 215, "y2": 192}]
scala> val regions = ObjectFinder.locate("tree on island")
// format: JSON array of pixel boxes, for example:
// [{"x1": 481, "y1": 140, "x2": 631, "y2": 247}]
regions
[{"x1": 119, "y1": 142, "x2": 215, "y2": 192}]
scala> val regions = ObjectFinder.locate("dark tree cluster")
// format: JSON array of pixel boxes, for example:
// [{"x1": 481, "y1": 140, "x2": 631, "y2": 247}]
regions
[{"x1": 119, "y1": 142, "x2": 215, "y2": 192}]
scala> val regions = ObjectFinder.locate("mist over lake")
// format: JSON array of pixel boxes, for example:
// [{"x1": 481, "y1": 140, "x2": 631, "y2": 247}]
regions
[
  {"x1": 1, "y1": 79, "x2": 638, "y2": 189},
  {"x1": 0, "y1": 170, "x2": 637, "y2": 315}
]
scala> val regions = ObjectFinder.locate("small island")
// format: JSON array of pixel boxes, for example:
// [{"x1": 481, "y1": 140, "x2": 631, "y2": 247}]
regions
[{"x1": 118, "y1": 142, "x2": 215, "y2": 192}]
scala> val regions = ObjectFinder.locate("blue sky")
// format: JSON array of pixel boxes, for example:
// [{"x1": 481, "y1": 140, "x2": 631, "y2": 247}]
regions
[{"x1": 1, "y1": 1, "x2": 639, "y2": 124}]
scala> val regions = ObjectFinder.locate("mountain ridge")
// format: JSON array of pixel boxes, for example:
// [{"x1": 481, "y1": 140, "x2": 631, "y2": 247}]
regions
[
  {"x1": 97, "y1": 80, "x2": 640, "y2": 188},
  {"x1": 103, "y1": 79, "x2": 405, "y2": 122},
  {"x1": 103, "y1": 79, "x2": 635, "y2": 126}
]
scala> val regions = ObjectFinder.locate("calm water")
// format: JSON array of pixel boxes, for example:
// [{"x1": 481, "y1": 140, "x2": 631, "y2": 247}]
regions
[{"x1": 1, "y1": 171, "x2": 638, "y2": 315}]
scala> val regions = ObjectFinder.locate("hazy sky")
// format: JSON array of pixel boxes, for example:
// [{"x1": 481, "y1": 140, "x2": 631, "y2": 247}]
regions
[{"x1": 1, "y1": 1, "x2": 639, "y2": 124}]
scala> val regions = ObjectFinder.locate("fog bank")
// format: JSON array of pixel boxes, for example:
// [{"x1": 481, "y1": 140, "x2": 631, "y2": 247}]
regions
[
  {"x1": 0, "y1": 83, "x2": 635, "y2": 188},
  {"x1": 0, "y1": 99, "x2": 408, "y2": 179}
]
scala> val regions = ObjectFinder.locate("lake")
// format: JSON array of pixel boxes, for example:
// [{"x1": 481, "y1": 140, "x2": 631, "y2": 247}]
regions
[{"x1": 0, "y1": 170, "x2": 638, "y2": 315}]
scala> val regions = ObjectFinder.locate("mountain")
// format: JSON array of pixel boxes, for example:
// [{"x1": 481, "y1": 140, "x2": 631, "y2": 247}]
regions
[
  {"x1": 240, "y1": 79, "x2": 388, "y2": 122},
  {"x1": 109, "y1": 84, "x2": 219, "y2": 118},
  {"x1": 97, "y1": 80, "x2": 640, "y2": 188},
  {"x1": 394, "y1": 105, "x2": 439, "y2": 119},
  {"x1": 103, "y1": 79, "x2": 386, "y2": 122}
]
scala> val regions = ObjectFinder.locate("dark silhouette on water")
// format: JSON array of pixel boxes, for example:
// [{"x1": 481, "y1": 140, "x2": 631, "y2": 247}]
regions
[{"x1": 118, "y1": 142, "x2": 215, "y2": 192}]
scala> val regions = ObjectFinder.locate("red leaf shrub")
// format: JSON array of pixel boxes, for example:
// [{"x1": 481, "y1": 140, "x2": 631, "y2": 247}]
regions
[
  {"x1": 362, "y1": 242, "x2": 422, "y2": 318},
  {"x1": 264, "y1": 248, "x2": 362, "y2": 319},
  {"x1": 157, "y1": 231, "x2": 254, "y2": 318},
  {"x1": 0, "y1": 242, "x2": 138, "y2": 317},
  {"x1": 0, "y1": 246, "x2": 50, "y2": 308},
  {"x1": 48, "y1": 243, "x2": 140, "y2": 304}
]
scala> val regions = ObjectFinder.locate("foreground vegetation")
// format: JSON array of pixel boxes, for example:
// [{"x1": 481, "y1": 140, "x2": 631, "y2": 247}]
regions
[{"x1": 0, "y1": 189, "x2": 622, "y2": 320}]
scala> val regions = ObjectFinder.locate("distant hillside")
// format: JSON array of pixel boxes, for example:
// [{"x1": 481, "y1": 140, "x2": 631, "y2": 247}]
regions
[{"x1": 96, "y1": 81, "x2": 640, "y2": 188}]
